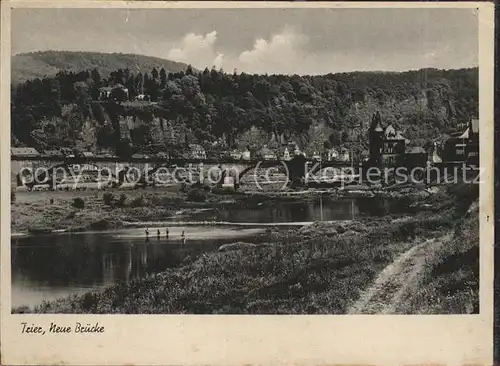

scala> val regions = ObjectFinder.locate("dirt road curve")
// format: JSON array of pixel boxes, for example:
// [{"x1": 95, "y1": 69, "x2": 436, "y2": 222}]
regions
[{"x1": 348, "y1": 234, "x2": 452, "y2": 314}]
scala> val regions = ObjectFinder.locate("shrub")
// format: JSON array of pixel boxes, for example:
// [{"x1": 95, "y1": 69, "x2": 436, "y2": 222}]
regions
[
  {"x1": 186, "y1": 188, "x2": 207, "y2": 202},
  {"x1": 81, "y1": 292, "x2": 98, "y2": 312},
  {"x1": 130, "y1": 196, "x2": 145, "y2": 208},
  {"x1": 103, "y1": 192, "x2": 114, "y2": 206},
  {"x1": 191, "y1": 181, "x2": 211, "y2": 191},
  {"x1": 446, "y1": 183, "x2": 479, "y2": 215},
  {"x1": 10, "y1": 191, "x2": 15, "y2": 203},
  {"x1": 118, "y1": 194, "x2": 127, "y2": 207},
  {"x1": 72, "y1": 197, "x2": 85, "y2": 209}
]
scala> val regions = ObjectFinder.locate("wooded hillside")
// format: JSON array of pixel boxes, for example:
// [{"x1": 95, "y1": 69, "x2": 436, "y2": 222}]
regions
[
  {"x1": 12, "y1": 51, "x2": 189, "y2": 85},
  {"x1": 11, "y1": 60, "x2": 478, "y2": 159}
]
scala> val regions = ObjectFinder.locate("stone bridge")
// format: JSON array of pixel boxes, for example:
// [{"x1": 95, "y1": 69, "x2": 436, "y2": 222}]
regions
[
  {"x1": 12, "y1": 156, "x2": 468, "y2": 191},
  {"x1": 11, "y1": 156, "x2": 353, "y2": 190}
]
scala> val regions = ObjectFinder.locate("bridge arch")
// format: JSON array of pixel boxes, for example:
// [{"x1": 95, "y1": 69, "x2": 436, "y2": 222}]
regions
[
  {"x1": 236, "y1": 160, "x2": 290, "y2": 186},
  {"x1": 23, "y1": 161, "x2": 121, "y2": 189}
]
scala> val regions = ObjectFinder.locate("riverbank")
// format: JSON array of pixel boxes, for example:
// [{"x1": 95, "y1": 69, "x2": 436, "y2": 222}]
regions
[
  {"x1": 10, "y1": 182, "x2": 443, "y2": 235},
  {"x1": 13, "y1": 183, "x2": 479, "y2": 314},
  {"x1": 11, "y1": 186, "x2": 267, "y2": 234}
]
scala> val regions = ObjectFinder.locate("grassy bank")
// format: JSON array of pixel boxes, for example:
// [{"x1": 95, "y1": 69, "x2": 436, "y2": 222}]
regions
[
  {"x1": 11, "y1": 186, "x2": 273, "y2": 234},
  {"x1": 10, "y1": 182, "x2": 440, "y2": 234},
  {"x1": 394, "y1": 203, "x2": 479, "y2": 314}
]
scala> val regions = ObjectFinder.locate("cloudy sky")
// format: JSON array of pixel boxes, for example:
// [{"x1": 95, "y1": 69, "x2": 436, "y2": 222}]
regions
[{"x1": 12, "y1": 7, "x2": 478, "y2": 75}]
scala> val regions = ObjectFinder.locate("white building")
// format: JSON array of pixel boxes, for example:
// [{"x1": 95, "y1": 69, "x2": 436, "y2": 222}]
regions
[
  {"x1": 312, "y1": 151, "x2": 321, "y2": 161},
  {"x1": 282, "y1": 147, "x2": 291, "y2": 161},
  {"x1": 326, "y1": 148, "x2": 339, "y2": 161},
  {"x1": 242, "y1": 148, "x2": 251, "y2": 160},
  {"x1": 339, "y1": 148, "x2": 350, "y2": 162},
  {"x1": 230, "y1": 150, "x2": 242, "y2": 160}
]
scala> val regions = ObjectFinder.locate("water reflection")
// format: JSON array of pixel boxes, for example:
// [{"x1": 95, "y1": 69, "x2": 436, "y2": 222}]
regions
[
  {"x1": 11, "y1": 227, "x2": 263, "y2": 308},
  {"x1": 192, "y1": 198, "x2": 359, "y2": 223}
]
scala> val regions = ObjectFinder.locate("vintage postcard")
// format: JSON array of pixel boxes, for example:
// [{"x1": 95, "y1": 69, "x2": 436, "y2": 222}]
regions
[{"x1": 0, "y1": 1, "x2": 495, "y2": 365}]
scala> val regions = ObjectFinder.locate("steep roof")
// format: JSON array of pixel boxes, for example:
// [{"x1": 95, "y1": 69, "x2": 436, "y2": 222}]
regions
[
  {"x1": 455, "y1": 128, "x2": 470, "y2": 139},
  {"x1": 394, "y1": 131, "x2": 407, "y2": 141},
  {"x1": 431, "y1": 150, "x2": 442, "y2": 163},
  {"x1": 384, "y1": 124, "x2": 397, "y2": 138},
  {"x1": 370, "y1": 112, "x2": 383, "y2": 131}
]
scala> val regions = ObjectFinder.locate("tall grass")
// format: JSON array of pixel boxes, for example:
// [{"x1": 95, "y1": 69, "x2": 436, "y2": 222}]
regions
[
  {"x1": 17, "y1": 210, "x2": 457, "y2": 314},
  {"x1": 393, "y1": 183, "x2": 480, "y2": 314}
]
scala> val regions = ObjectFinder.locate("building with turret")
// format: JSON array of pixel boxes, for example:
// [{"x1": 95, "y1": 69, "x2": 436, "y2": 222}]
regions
[{"x1": 368, "y1": 112, "x2": 409, "y2": 166}]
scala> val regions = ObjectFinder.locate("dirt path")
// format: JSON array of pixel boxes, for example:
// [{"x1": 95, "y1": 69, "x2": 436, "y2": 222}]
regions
[{"x1": 348, "y1": 233, "x2": 451, "y2": 314}]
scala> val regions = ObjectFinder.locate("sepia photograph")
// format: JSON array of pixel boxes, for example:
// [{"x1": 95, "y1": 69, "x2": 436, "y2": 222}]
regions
[
  {"x1": 0, "y1": 1, "x2": 495, "y2": 365},
  {"x1": 9, "y1": 5, "x2": 484, "y2": 315}
]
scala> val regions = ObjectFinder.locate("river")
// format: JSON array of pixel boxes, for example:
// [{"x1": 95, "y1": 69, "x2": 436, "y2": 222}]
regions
[{"x1": 11, "y1": 196, "x2": 383, "y2": 309}]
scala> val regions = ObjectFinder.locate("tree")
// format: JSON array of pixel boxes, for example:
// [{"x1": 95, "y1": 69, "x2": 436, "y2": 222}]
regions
[
  {"x1": 90, "y1": 68, "x2": 101, "y2": 100},
  {"x1": 329, "y1": 131, "x2": 342, "y2": 147},
  {"x1": 152, "y1": 67, "x2": 159, "y2": 81},
  {"x1": 110, "y1": 87, "x2": 128, "y2": 103},
  {"x1": 116, "y1": 139, "x2": 133, "y2": 158},
  {"x1": 91, "y1": 68, "x2": 101, "y2": 87},
  {"x1": 135, "y1": 73, "x2": 144, "y2": 95},
  {"x1": 73, "y1": 81, "x2": 92, "y2": 119},
  {"x1": 159, "y1": 68, "x2": 167, "y2": 89}
]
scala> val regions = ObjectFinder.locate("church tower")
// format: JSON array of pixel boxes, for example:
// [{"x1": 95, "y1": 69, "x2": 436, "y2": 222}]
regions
[{"x1": 369, "y1": 111, "x2": 383, "y2": 165}]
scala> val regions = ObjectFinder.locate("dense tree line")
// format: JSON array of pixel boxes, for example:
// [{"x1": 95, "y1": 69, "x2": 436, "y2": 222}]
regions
[{"x1": 11, "y1": 65, "x2": 478, "y2": 158}]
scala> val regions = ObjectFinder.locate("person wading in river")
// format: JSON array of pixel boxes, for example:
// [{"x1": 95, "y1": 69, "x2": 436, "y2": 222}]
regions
[{"x1": 181, "y1": 230, "x2": 186, "y2": 245}]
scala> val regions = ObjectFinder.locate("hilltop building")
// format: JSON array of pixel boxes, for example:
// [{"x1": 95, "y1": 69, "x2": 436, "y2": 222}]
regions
[
  {"x1": 99, "y1": 84, "x2": 129, "y2": 101},
  {"x1": 368, "y1": 111, "x2": 409, "y2": 166}
]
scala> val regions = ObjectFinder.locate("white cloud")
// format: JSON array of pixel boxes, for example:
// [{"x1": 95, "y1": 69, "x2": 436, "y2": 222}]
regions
[
  {"x1": 165, "y1": 28, "x2": 312, "y2": 74},
  {"x1": 164, "y1": 28, "x2": 472, "y2": 76},
  {"x1": 167, "y1": 31, "x2": 224, "y2": 69},
  {"x1": 237, "y1": 29, "x2": 309, "y2": 74}
]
